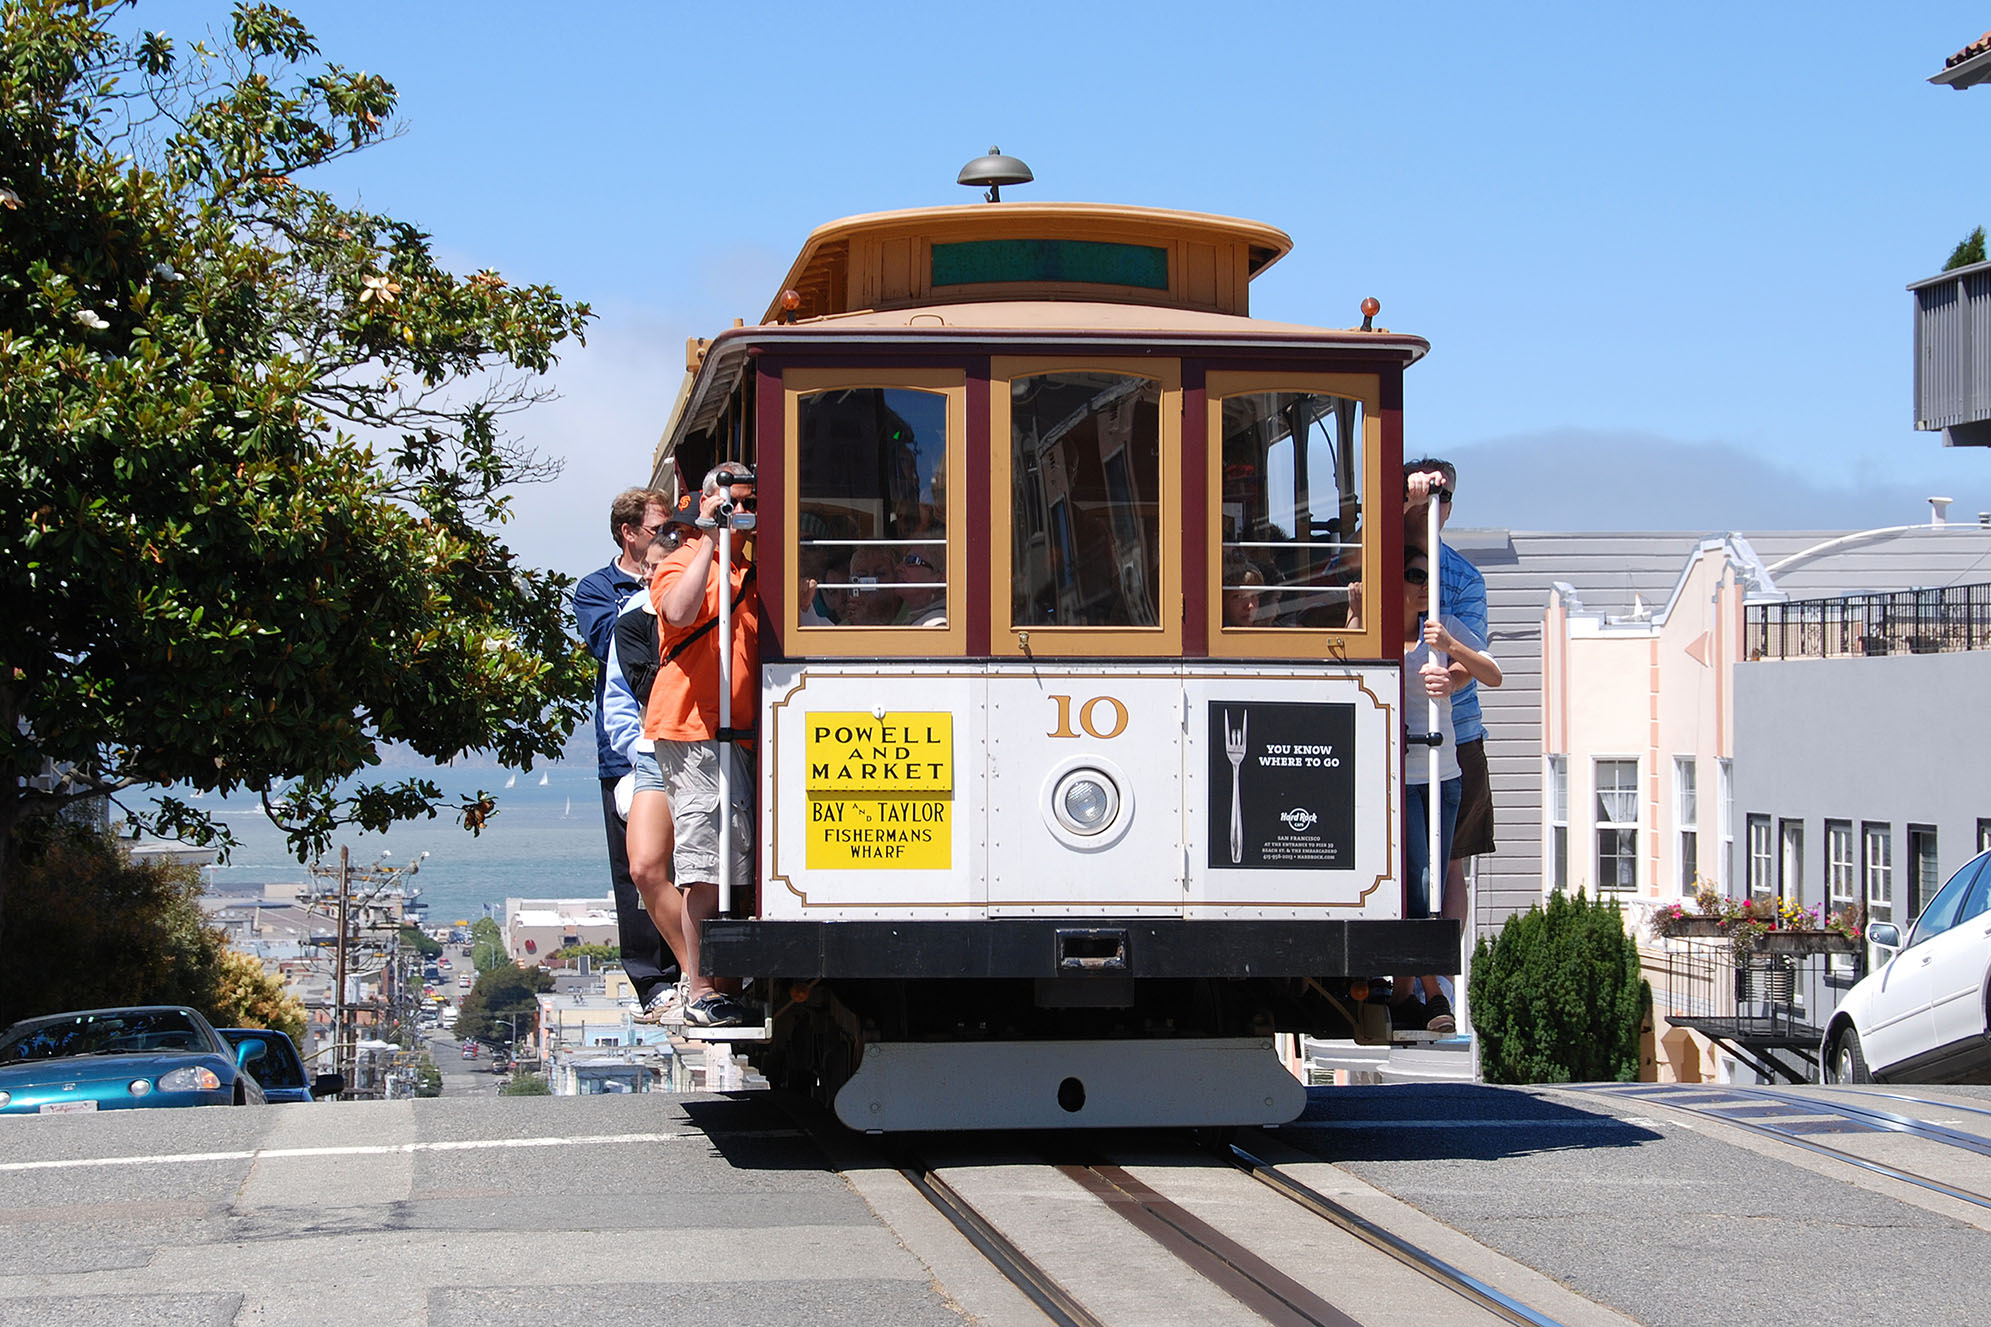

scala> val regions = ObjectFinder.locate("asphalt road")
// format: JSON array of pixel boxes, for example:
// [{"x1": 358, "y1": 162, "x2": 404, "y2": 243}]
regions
[{"x1": 4, "y1": 1081, "x2": 1990, "y2": 1326}]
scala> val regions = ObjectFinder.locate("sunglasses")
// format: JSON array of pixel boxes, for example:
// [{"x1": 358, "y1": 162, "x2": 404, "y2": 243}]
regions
[
  {"x1": 1404, "y1": 567, "x2": 1430, "y2": 586},
  {"x1": 900, "y1": 553, "x2": 935, "y2": 571},
  {"x1": 1435, "y1": 489, "x2": 1454, "y2": 504}
]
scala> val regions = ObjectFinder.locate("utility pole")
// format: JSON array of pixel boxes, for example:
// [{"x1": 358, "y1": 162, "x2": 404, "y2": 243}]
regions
[{"x1": 334, "y1": 844, "x2": 351, "y2": 1092}]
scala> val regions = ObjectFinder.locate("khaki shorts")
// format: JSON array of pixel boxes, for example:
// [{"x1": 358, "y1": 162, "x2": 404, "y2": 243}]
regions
[
  {"x1": 656, "y1": 738, "x2": 753, "y2": 886},
  {"x1": 1451, "y1": 737, "x2": 1495, "y2": 859}
]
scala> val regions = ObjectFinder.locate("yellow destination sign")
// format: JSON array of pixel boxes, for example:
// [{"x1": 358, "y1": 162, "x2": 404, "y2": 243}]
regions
[
  {"x1": 805, "y1": 713, "x2": 952, "y2": 791},
  {"x1": 806, "y1": 795, "x2": 951, "y2": 870}
]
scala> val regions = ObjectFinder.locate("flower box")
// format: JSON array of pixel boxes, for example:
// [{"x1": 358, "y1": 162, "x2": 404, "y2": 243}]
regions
[{"x1": 1756, "y1": 931, "x2": 1860, "y2": 955}]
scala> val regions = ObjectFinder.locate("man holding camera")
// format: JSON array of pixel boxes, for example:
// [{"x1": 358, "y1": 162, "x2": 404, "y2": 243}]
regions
[{"x1": 643, "y1": 465, "x2": 760, "y2": 1028}]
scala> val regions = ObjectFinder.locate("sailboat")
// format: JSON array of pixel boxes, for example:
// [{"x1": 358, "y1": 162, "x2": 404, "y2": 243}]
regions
[
  {"x1": 538, "y1": 771, "x2": 549, "y2": 787},
  {"x1": 504, "y1": 772, "x2": 516, "y2": 789},
  {"x1": 562, "y1": 796, "x2": 572, "y2": 818}
]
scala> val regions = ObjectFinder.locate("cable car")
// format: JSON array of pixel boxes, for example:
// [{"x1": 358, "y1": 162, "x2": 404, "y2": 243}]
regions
[{"x1": 650, "y1": 178, "x2": 1453, "y2": 1130}]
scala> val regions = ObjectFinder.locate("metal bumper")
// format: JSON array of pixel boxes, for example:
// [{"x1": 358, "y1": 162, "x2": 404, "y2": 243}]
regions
[{"x1": 702, "y1": 918, "x2": 1459, "y2": 980}]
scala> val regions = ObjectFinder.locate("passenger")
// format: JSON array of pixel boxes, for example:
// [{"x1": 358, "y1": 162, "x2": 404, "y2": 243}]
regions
[
  {"x1": 606, "y1": 532, "x2": 688, "y2": 1021},
  {"x1": 1405, "y1": 458, "x2": 1493, "y2": 987},
  {"x1": 645, "y1": 465, "x2": 760, "y2": 1028},
  {"x1": 1399, "y1": 542, "x2": 1500, "y2": 1033},
  {"x1": 1222, "y1": 553, "x2": 1265, "y2": 627},
  {"x1": 894, "y1": 546, "x2": 947, "y2": 626},
  {"x1": 841, "y1": 542, "x2": 901, "y2": 626},
  {"x1": 573, "y1": 487, "x2": 678, "y2": 1022}
]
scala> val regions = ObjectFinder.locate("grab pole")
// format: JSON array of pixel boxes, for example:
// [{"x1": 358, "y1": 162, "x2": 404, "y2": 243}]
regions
[
  {"x1": 1426, "y1": 496, "x2": 1442, "y2": 914},
  {"x1": 716, "y1": 516, "x2": 735, "y2": 916}
]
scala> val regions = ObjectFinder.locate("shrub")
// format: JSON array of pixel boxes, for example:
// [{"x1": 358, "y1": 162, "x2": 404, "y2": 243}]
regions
[
  {"x1": 500, "y1": 1073, "x2": 551, "y2": 1096},
  {"x1": 1468, "y1": 890, "x2": 1649, "y2": 1084}
]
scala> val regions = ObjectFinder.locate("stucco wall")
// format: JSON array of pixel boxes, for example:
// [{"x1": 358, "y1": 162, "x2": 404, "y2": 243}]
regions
[{"x1": 1732, "y1": 650, "x2": 1991, "y2": 918}]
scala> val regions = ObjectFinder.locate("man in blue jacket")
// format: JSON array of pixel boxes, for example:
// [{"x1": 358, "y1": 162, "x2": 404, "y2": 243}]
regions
[{"x1": 574, "y1": 487, "x2": 677, "y2": 1019}]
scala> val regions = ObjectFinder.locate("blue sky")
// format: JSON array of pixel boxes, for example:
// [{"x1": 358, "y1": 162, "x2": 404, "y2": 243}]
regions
[{"x1": 145, "y1": 3, "x2": 1991, "y2": 574}]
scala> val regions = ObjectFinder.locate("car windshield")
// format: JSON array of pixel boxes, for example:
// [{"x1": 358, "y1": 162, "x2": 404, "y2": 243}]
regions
[{"x1": 0, "y1": 1010, "x2": 208, "y2": 1063}]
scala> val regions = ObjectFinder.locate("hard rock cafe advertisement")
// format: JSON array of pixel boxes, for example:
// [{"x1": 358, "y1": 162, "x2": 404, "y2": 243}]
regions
[{"x1": 1207, "y1": 701, "x2": 1356, "y2": 871}]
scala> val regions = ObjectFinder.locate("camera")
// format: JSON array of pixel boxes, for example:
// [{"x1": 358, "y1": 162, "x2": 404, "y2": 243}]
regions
[{"x1": 710, "y1": 464, "x2": 757, "y2": 531}]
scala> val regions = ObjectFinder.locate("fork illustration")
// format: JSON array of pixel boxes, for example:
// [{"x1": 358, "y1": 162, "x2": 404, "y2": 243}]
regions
[{"x1": 1224, "y1": 709, "x2": 1247, "y2": 864}]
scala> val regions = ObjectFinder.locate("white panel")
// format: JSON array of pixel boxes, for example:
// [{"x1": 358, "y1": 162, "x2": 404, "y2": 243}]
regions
[
  {"x1": 986, "y1": 666, "x2": 1185, "y2": 915},
  {"x1": 762, "y1": 664, "x2": 986, "y2": 919},
  {"x1": 1183, "y1": 665, "x2": 1402, "y2": 919},
  {"x1": 833, "y1": 1038, "x2": 1306, "y2": 1131}
]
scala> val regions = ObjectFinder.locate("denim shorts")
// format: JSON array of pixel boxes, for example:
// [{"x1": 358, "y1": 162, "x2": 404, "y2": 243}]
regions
[{"x1": 631, "y1": 743, "x2": 668, "y2": 795}]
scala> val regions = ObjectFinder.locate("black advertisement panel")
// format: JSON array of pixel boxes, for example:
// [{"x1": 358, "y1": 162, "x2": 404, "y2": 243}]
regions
[{"x1": 1208, "y1": 701, "x2": 1357, "y2": 871}]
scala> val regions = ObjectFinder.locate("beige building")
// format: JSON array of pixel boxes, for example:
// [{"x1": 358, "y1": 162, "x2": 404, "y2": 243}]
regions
[{"x1": 502, "y1": 895, "x2": 619, "y2": 963}]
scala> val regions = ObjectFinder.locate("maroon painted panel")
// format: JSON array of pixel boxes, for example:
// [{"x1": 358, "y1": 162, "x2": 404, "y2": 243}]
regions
[
  {"x1": 755, "y1": 360, "x2": 787, "y2": 663},
  {"x1": 964, "y1": 362, "x2": 993, "y2": 657},
  {"x1": 1180, "y1": 362, "x2": 1209, "y2": 657}
]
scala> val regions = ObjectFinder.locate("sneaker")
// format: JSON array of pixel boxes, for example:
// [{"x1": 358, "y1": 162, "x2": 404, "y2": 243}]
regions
[
  {"x1": 632, "y1": 985, "x2": 680, "y2": 1025},
  {"x1": 1423, "y1": 994, "x2": 1456, "y2": 1035},
  {"x1": 684, "y1": 994, "x2": 756, "y2": 1028}
]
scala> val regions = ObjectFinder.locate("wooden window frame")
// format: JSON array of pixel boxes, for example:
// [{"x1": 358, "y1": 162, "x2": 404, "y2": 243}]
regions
[
  {"x1": 781, "y1": 367, "x2": 969, "y2": 657},
  {"x1": 1204, "y1": 371, "x2": 1385, "y2": 661},
  {"x1": 989, "y1": 356, "x2": 1183, "y2": 657}
]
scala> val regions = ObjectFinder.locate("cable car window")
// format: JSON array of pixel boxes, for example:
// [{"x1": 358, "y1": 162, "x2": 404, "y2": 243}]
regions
[
  {"x1": 1010, "y1": 372, "x2": 1161, "y2": 628},
  {"x1": 1218, "y1": 392, "x2": 1363, "y2": 630},
  {"x1": 795, "y1": 388, "x2": 948, "y2": 629}
]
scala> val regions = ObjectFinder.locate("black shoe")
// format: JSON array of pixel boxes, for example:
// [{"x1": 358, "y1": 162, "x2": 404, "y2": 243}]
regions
[
  {"x1": 1423, "y1": 994, "x2": 1456, "y2": 1034},
  {"x1": 685, "y1": 994, "x2": 756, "y2": 1028}
]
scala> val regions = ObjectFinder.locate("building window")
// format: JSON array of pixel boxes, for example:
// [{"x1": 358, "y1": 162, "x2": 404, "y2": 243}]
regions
[
  {"x1": 1909, "y1": 825, "x2": 1940, "y2": 921},
  {"x1": 1594, "y1": 758, "x2": 1638, "y2": 892},
  {"x1": 1747, "y1": 815, "x2": 1773, "y2": 897},
  {"x1": 1547, "y1": 755, "x2": 1569, "y2": 893},
  {"x1": 1979, "y1": 818, "x2": 1991, "y2": 855},
  {"x1": 1863, "y1": 822, "x2": 1893, "y2": 924},
  {"x1": 1675, "y1": 757, "x2": 1698, "y2": 893},
  {"x1": 1826, "y1": 820, "x2": 1855, "y2": 909},
  {"x1": 1717, "y1": 758, "x2": 1734, "y2": 892},
  {"x1": 1779, "y1": 819, "x2": 1804, "y2": 909}
]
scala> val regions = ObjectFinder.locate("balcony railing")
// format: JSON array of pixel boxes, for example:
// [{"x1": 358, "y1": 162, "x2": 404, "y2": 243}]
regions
[{"x1": 1746, "y1": 582, "x2": 1991, "y2": 661}]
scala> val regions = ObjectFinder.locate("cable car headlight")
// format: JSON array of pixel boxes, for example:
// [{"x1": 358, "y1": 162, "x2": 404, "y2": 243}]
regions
[{"x1": 1053, "y1": 769, "x2": 1120, "y2": 836}]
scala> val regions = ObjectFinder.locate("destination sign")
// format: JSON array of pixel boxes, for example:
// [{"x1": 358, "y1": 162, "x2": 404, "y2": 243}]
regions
[
  {"x1": 805, "y1": 713, "x2": 952, "y2": 791},
  {"x1": 805, "y1": 712, "x2": 953, "y2": 869}
]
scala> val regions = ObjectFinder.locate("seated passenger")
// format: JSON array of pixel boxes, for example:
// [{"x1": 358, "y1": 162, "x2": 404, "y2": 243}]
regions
[
  {"x1": 894, "y1": 546, "x2": 946, "y2": 626},
  {"x1": 841, "y1": 544, "x2": 901, "y2": 626}
]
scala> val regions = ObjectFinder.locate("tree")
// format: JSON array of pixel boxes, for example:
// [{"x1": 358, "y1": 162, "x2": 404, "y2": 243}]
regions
[
  {"x1": 454, "y1": 960, "x2": 548, "y2": 1048},
  {"x1": 210, "y1": 945, "x2": 305, "y2": 1041},
  {"x1": 0, "y1": 820, "x2": 223, "y2": 1018},
  {"x1": 1468, "y1": 890, "x2": 1650, "y2": 1084},
  {"x1": 398, "y1": 924, "x2": 441, "y2": 961},
  {"x1": 0, "y1": 0, "x2": 595, "y2": 1010},
  {"x1": 1945, "y1": 226, "x2": 1987, "y2": 271},
  {"x1": 413, "y1": 1055, "x2": 441, "y2": 1098},
  {"x1": 499, "y1": 1072, "x2": 550, "y2": 1096},
  {"x1": 469, "y1": 916, "x2": 506, "y2": 973}
]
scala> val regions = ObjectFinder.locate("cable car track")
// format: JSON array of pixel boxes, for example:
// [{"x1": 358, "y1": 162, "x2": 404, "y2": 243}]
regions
[
  {"x1": 1574, "y1": 1084, "x2": 1991, "y2": 1213},
  {"x1": 892, "y1": 1140, "x2": 1575, "y2": 1327}
]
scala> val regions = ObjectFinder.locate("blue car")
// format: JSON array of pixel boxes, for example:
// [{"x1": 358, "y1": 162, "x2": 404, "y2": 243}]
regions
[
  {"x1": 0, "y1": 1006, "x2": 268, "y2": 1115},
  {"x1": 217, "y1": 1027, "x2": 343, "y2": 1103}
]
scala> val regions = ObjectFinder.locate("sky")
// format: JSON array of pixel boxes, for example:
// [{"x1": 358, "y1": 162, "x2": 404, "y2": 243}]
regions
[{"x1": 143, "y1": 2, "x2": 1991, "y2": 578}]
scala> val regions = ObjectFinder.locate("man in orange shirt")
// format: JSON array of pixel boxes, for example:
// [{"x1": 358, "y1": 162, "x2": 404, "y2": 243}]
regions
[{"x1": 644, "y1": 465, "x2": 759, "y2": 1028}]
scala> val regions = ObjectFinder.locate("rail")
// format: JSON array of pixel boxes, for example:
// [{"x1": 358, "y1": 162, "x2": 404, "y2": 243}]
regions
[{"x1": 1744, "y1": 581, "x2": 1991, "y2": 660}]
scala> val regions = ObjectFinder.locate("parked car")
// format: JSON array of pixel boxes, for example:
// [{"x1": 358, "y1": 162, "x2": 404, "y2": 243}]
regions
[
  {"x1": 1824, "y1": 848, "x2": 1991, "y2": 1084},
  {"x1": 0, "y1": 1006, "x2": 268, "y2": 1115},
  {"x1": 216, "y1": 1027, "x2": 343, "y2": 1104}
]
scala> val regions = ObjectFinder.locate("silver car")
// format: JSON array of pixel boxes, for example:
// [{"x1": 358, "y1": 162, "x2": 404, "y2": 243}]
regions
[{"x1": 1822, "y1": 849, "x2": 1991, "y2": 1084}]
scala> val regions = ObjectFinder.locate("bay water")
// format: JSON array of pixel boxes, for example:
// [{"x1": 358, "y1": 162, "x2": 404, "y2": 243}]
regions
[{"x1": 154, "y1": 764, "x2": 614, "y2": 926}]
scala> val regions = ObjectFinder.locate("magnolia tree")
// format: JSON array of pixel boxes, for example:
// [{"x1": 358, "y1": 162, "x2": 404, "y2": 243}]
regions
[{"x1": 0, "y1": 0, "x2": 595, "y2": 972}]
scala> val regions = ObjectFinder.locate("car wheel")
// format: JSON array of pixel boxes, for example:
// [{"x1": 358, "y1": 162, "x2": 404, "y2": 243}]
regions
[{"x1": 1831, "y1": 1028, "x2": 1872, "y2": 1084}]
